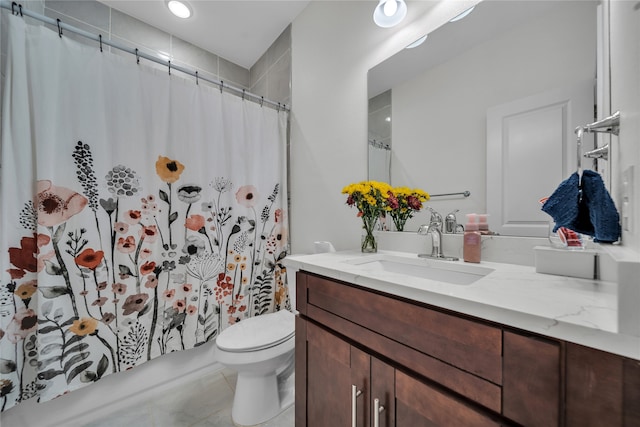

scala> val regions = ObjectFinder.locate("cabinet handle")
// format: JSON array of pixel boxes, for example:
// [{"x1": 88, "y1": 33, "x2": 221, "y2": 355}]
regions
[
  {"x1": 351, "y1": 385, "x2": 362, "y2": 427},
  {"x1": 373, "y1": 397, "x2": 385, "y2": 427}
]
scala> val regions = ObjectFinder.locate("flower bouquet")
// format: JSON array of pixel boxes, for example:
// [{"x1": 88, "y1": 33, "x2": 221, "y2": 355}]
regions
[
  {"x1": 342, "y1": 181, "x2": 392, "y2": 252},
  {"x1": 386, "y1": 186, "x2": 430, "y2": 231}
]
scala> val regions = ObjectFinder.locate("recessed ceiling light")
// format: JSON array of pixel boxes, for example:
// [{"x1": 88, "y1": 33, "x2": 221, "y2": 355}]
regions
[
  {"x1": 167, "y1": 0, "x2": 192, "y2": 19},
  {"x1": 373, "y1": 0, "x2": 408, "y2": 28},
  {"x1": 406, "y1": 35, "x2": 428, "y2": 49},
  {"x1": 449, "y1": 6, "x2": 475, "y2": 23}
]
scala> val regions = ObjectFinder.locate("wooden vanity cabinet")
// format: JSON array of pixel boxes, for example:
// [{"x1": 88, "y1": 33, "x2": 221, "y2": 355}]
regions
[{"x1": 295, "y1": 270, "x2": 639, "y2": 427}]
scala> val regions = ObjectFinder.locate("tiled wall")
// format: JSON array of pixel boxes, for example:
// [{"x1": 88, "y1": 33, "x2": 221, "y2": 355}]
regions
[{"x1": 1, "y1": 0, "x2": 291, "y2": 106}]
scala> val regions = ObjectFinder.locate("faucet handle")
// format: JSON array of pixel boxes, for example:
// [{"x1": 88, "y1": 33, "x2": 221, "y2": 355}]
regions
[{"x1": 427, "y1": 207, "x2": 442, "y2": 224}]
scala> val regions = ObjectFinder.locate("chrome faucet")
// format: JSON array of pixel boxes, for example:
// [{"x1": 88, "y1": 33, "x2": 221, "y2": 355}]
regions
[
  {"x1": 444, "y1": 209, "x2": 464, "y2": 234},
  {"x1": 417, "y1": 208, "x2": 459, "y2": 261}
]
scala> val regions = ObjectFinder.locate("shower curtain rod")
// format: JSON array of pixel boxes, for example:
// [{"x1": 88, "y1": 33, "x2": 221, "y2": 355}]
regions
[{"x1": 0, "y1": 0, "x2": 290, "y2": 112}]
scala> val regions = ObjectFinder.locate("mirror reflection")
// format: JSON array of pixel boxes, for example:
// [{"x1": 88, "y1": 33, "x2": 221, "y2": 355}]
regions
[{"x1": 368, "y1": 0, "x2": 600, "y2": 236}]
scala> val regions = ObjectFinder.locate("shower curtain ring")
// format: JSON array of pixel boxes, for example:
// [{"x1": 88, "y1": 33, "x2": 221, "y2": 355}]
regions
[
  {"x1": 277, "y1": 102, "x2": 281, "y2": 112},
  {"x1": 99, "y1": 34, "x2": 103, "y2": 52},
  {"x1": 219, "y1": 81, "x2": 224, "y2": 93},
  {"x1": 57, "y1": 19, "x2": 63, "y2": 38},
  {"x1": 168, "y1": 61, "x2": 171, "y2": 75},
  {"x1": 242, "y1": 89, "x2": 246, "y2": 100},
  {"x1": 195, "y1": 71, "x2": 199, "y2": 85},
  {"x1": 260, "y1": 96, "x2": 264, "y2": 107},
  {"x1": 135, "y1": 48, "x2": 140, "y2": 64}
]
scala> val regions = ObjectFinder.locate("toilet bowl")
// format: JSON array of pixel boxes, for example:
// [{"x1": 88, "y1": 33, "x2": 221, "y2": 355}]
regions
[{"x1": 215, "y1": 309, "x2": 295, "y2": 426}]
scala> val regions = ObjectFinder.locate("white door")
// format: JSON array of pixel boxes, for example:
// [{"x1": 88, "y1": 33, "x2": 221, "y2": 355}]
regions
[{"x1": 486, "y1": 81, "x2": 594, "y2": 237}]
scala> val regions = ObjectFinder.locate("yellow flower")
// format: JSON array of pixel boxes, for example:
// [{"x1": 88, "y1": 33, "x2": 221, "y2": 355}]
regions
[
  {"x1": 155, "y1": 156, "x2": 185, "y2": 183},
  {"x1": 14, "y1": 281, "x2": 37, "y2": 299},
  {"x1": 69, "y1": 317, "x2": 98, "y2": 336}
]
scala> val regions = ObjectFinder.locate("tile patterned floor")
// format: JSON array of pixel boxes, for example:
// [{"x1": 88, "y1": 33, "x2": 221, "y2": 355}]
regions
[{"x1": 84, "y1": 368, "x2": 294, "y2": 427}]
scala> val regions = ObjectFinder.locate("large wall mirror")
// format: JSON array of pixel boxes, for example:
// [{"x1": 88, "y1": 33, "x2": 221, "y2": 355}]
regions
[{"x1": 368, "y1": 0, "x2": 602, "y2": 236}]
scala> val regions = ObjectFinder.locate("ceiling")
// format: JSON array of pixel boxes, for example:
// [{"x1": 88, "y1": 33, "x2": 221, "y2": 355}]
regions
[{"x1": 99, "y1": 0, "x2": 311, "y2": 69}]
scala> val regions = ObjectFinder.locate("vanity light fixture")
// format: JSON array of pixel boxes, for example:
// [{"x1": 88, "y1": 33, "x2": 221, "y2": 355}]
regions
[
  {"x1": 373, "y1": 0, "x2": 408, "y2": 28},
  {"x1": 406, "y1": 34, "x2": 428, "y2": 49},
  {"x1": 167, "y1": 0, "x2": 192, "y2": 19},
  {"x1": 449, "y1": 5, "x2": 475, "y2": 22}
]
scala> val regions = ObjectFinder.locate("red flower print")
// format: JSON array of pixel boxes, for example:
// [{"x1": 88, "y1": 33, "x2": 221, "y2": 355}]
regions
[
  {"x1": 144, "y1": 275, "x2": 158, "y2": 289},
  {"x1": 5, "y1": 308, "x2": 38, "y2": 343},
  {"x1": 122, "y1": 293, "x2": 149, "y2": 315},
  {"x1": 97, "y1": 281, "x2": 108, "y2": 291},
  {"x1": 181, "y1": 283, "x2": 193, "y2": 294},
  {"x1": 35, "y1": 180, "x2": 88, "y2": 227},
  {"x1": 124, "y1": 210, "x2": 142, "y2": 225},
  {"x1": 7, "y1": 234, "x2": 51, "y2": 278},
  {"x1": 185, "y1": 215, "x2": 205, "y2": 231},
  {"x1": 187, "y1": 305, "x2": 197, "y2": 315},
  {"x1": 75, "y1": 248, "x2": 104, "y2": 270},
  {"x1": 140, "y1": 248, "x2": 152, "y2": 259},
  {"x1": 163, "y1": 289, "x2": 175, "y2": 301},
  {"x1": 101, "y1": 313, "x2": 115, "y2": 325},
  {"x1": 173, "y1": 299, "x2": 186, "y2": 313},
  {"x1": 239, "y1": 305, "x2": 247, "y2": 312},
  {"x1": 117, "y1": 236, "x2": 136, "y2": 254},
  {"x1": 235, "y1": 185, "x2": 259, "y2": 208},
  {"x1": 139, "y1": 225, "x2": 158, "y2": 243},
  {"x1": 92, "y1": 297, "x2": 108, "y2": 307},
  {"x1": 140, "y1": 261, "x2": 156, "y2": 276},
  {"x1": 114, "y1": 222, "x2": 129, "y2": 234},
  {"x1": 228, "y1": 306, "x2": 237, "y2": 315},
  {"x1": 112, "y1": 282, "x2": 127, "y2": 295},
  {"x1": 275, "y1": 208, "x2": 284, "y2": 223}
]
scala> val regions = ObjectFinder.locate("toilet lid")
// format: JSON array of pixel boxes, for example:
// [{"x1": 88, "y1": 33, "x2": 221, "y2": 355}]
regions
[{"x1": 217, "y1": 310, "x2": 295, "y2": 352}]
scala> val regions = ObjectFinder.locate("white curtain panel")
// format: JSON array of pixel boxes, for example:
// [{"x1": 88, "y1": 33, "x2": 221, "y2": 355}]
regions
[{"x1": 0, "y1": 14, "x2": 289, "y2": 411}]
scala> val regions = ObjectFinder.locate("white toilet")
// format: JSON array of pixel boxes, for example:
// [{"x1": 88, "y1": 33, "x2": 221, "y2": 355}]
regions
[{"x1": 215, "y1": 309, "x2": 295, "y2": 426}]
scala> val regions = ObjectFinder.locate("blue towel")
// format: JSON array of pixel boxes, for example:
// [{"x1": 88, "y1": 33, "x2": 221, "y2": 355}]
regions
[
  {"x1": 541, "y1": 172, "x2": 581, "y2": 232},
  {"x1": 580, "y1": 170, "x2": 621, "y2": 243},
  {"x1": 541, "y1": 170, "x2": 621, "y2": 243}
]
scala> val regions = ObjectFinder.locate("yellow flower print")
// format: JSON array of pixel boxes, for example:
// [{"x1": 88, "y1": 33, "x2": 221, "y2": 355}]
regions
[
  {"x1": 155, "y1": 156, "x2": 185, "y2": 183},
  {"x1": 69, "y1": 317, "x2": 98, "y2": 336}
]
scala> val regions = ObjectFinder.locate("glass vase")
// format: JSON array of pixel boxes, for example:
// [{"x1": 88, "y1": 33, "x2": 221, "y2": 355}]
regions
[{"x1": 361, "y1": 216, "x2": 378, "y2": 253}]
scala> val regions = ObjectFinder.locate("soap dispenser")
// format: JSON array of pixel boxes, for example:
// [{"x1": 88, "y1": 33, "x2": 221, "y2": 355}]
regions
[{"x1": 463, "y1": 213, "x2": 481, "y2": 263}]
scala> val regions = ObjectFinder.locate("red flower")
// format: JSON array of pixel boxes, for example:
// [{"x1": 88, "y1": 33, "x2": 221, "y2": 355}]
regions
[
  {"x1": 185, "y1": 215, "x2": 205, "y2": 231},
  {"x1": 163, "y1": 289, "x2": 175, "y2": 301},
  {"x1": 235, "y1": 185, "x2": 259, "y2": 208},
  {"x1": 173, "y1": 299, "x2": 186, "y2": 313},
  {"x1": 144, "y1": 275, "x2": 158, "y2": 289},
  {"x1": 117, "y1": 236, "x2": 136, "y2": 254},
  {"x1": 124, "y1": 210, "x2": 142, "y2": 225},
  {"x1": 122, "y1": 293, "x2": 149, "y2": 315},
  {"x1": 386, "y1": 191, "x2": 399, "y2": 210},
  {"x1": 407, "y1": 195, "x2": 422, "y2": 210},
  {"x1": 112, "y1": 282, "x2": 127, "y2": 295},
  {"x1": 140, "y1": 261, "x2": 156, "y2": 276},
  {"x1": 7, "y1": 234, "x2": 51, "y2": 279},
  {"x1": 5, "y1": 308, "x2": 38, "y2": 343},
  {"x1": 75, "y1": 248, "x2": 104, "y2": 270},
  {"x1": 187, "y1": 305, "x2": 197, "y2": 315},
  {"x1": 35, "y1": 180, "x2": 87, "y2": 227},
  {"x1": 139, "y1": 226, "x2": 158, "y2": 243}
]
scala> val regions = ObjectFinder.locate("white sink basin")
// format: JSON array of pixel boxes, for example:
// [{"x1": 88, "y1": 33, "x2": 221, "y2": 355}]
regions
[{"x1": 345, "y1": 254, "x2": 494, "y2": 285}]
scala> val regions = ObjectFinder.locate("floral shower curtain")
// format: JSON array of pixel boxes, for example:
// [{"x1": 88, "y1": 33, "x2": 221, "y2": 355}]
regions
[{"x1": 0, "y1": 15, "x2": 289, "y2": 411}]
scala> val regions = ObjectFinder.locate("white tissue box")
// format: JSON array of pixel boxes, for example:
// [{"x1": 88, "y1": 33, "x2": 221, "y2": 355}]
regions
[{"x1": 534, "y1": 246, "x2": 597, "y2": 279}]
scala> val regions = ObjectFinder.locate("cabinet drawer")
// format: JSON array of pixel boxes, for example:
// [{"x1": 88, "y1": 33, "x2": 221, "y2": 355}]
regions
[
  {"x1": 303, "y1": 272, "x2": 502, "y2": 384},
  {"x1": 396, "y1": 370, "x2": 501, "y2": 427}
]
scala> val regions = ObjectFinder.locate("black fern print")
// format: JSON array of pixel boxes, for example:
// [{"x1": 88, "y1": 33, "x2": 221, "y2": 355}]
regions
[
  {"x1": 119, "y1": 321, "x2": 148, "y2": 366},
  {"x1": 72, "y1": 141, "x2": 100, "y2": 212},
  {"x1": 252, "y1": 274, "x2": 273, "y2": 315},
  {"x1": 18, "y1": 202, "x2": 37, "y2": 231}
]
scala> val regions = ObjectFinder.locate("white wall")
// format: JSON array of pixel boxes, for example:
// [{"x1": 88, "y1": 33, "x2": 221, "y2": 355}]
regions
[{"x1": 290, "y1": 0, "x2": 478, "y2": 254}]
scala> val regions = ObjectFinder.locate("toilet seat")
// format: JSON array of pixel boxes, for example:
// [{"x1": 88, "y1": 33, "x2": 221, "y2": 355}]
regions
[{"x1": 217, "y1": 310, "x2": 294, "y2": 352}]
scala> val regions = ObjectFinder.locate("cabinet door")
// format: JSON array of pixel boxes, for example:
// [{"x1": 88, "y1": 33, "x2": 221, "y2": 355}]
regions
[
  {"x1": 503, "y1": 331, "x2": 561, "y2": 427},
  {"x1": 303, "y1": 320, "x2": 370, "y2": 427},
  {"x1": 371, "y1": 357, "x2": 395, "y2": 427},
  {"x1": 566, "y1": 343, "x2": 640, "y2": 427},
  {"x1": 395, "y1": 370, "x2": 501, "y2": 427}
]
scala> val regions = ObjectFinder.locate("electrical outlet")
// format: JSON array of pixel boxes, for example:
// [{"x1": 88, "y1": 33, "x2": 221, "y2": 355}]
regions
[{"x1": 622, "y1": 166, "x2": 634, "y2": 232}]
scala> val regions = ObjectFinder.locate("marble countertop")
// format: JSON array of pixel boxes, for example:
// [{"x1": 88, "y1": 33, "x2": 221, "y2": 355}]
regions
[{"x1": 283, "y1": 250, "x2": 640, "y2": 360}]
